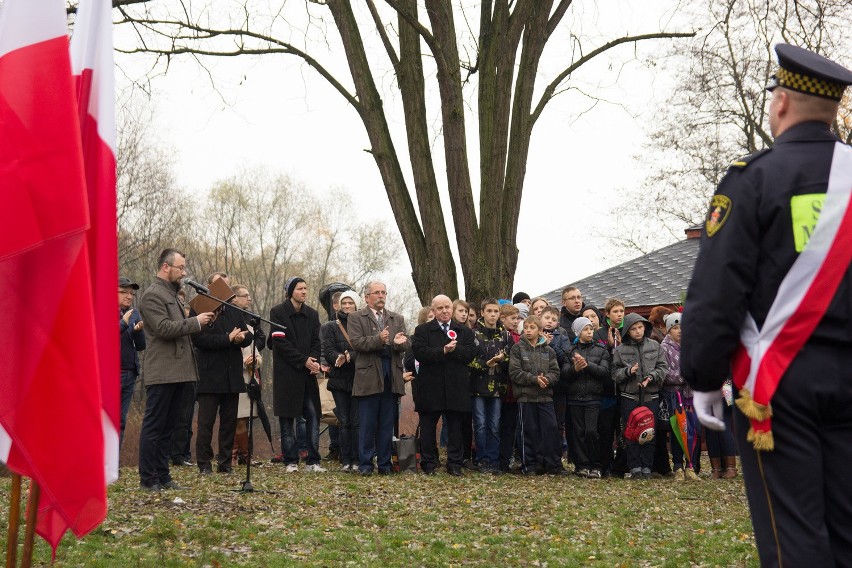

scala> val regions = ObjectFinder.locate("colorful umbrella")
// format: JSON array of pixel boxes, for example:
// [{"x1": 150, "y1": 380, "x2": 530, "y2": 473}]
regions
[{"x1": 669, "y1": 391, "x2": 699, "y2": 469}]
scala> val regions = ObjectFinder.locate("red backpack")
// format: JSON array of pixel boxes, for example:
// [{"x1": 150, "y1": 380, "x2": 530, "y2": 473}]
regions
[{"x1": 625, "y1": 405, "x2": 655, "y2": 444}]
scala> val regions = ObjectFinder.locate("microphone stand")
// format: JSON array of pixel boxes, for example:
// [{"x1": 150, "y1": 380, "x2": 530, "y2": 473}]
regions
[
  {"x1": 186, "y1": 285, "x2": 287, "y2": 334},
  {"x1": 186, "y1": 285, "x2": 281, "y2": 494}
]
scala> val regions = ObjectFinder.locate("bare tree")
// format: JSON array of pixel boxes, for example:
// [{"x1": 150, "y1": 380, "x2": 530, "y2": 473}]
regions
[
  {"x1": 108, "y1": 0, "x2": 693, "y2": 302},
  {"x1": 116, "y1": 99, "x2": 190, "y2": 283},
  {"x1": 615, "y1": 0, "x2": 851, "y2": 254}
]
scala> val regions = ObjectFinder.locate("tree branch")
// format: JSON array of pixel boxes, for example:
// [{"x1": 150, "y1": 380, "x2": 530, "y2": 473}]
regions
[
  {"x1": 546, "y1": 0, "x2": 572, "y2": 38},
  {"x1": 366, "y1": 0, "x2": 400, "y2": 74},
  {"x1": 67, "y1": 0, "x2": 148, "y2": 15},
  {"x1": 531, "y1": 31, "x2": 695, "y2": 124},
  {"x1": 383, "y1": 0, "x2": 439, "y2": 62},
  {"x1": 116, "y1": 16, "x2": 361, "y2": 110}
]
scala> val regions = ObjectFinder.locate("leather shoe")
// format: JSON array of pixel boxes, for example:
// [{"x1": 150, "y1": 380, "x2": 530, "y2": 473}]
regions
[
  {"x1": 140, "y1": 483, "x2": 161, "y2": 492},
  {"x1": 161, "y1": 481, "x2": 185, "y2": 490},
  {"x1": 447, "y1": 467, "x2": 463, "y2": 477},
  {"x1": 217, "y1": 465, "x2": 233, "y2": 474},
  {"x1": 199, "y1": 466, "x2": 213, "y2": 475}
]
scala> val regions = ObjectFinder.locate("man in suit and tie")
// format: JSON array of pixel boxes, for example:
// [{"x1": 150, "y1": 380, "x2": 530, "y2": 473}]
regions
[
  {"x1": 347, "y1": 281, "x2": 410, "y2": 475},
  {"x1": 411, "y1": 295, "x2": 477, "y2": 476}
]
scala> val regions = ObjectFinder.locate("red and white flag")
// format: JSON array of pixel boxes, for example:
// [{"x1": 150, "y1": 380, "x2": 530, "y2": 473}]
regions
[
  {"x1": 71, "y1": 0, "x2": 120, "y2": 485},
  {"x1": 0, "y1": 0, "x2": 107, "y2": 552}
]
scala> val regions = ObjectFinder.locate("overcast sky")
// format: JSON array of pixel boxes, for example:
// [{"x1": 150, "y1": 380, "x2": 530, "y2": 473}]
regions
[{"x1": 114, "y1": 1, "x2": 688, "y2": 300}]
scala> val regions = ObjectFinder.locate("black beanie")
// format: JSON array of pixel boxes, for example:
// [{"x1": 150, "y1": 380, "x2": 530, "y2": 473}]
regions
[
  {"x1": 512, "y1": 291, "x2": 531, "y2": 304},
  {"x1": 285, "y1": 277, "x2": 305, "y2": 298}
]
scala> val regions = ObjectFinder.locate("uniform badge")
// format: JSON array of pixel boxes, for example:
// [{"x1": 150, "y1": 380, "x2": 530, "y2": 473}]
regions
[{"x1": 705, "y1": 195, "x2": 732, "y2": 237}]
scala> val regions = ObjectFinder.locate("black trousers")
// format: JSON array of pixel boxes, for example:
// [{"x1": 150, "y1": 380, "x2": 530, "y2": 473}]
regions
[
  {"x1": 195, "y1": 392, "x2": 239, "y2": 471},
  {"x1": 736, "y1": 342, "x2": 852, "y2": 567},
  {"x1": 518, "y1": 401, "x2": 562, "y2": 473},
  {"x1": 419, "y1": 410, "x2": 464, "y2": 472},
  {"x1": 138, "y1": 381, "x2": 191, "y2": 487},
  {"x1": 568, "y1": 403, "x2": 600, "y2": 469},
  {"x1": 498, "y1": 401, "x2": 518, "y2": 471},
  {"x1": 597, "y1": 401, "x2": 619, "y2": 474},
  {"x1": 621, "y1": 397, "x2": 659, "y2": 473},
  {"x1": 169, "y1": 380, "x2": 196, "y2": 463}
]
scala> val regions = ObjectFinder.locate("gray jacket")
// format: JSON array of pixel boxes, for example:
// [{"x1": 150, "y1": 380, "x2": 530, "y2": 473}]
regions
[
  {"x1": 611, "y1": 312, "x2": 667, "y2": 400},
  {"x1": 138, "y1": 277, "x2": 201, "y2": 385},
  {"x1": 509, "y1": 336, "x2": 559, "y2": 403}
]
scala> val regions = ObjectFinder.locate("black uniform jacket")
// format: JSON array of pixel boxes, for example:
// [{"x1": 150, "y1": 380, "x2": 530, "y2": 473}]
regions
[{"x1": 682, "y1": 121, "x2": 852, "y2": 391}]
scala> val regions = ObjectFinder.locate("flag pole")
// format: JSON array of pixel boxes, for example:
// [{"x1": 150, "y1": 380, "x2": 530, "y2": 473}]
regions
[
  {"x1": 5, "y1": 474, "x2": 21, "y2": 568},
  {"x1": 20, "y1": 481, "x2": 40, "y2": 568}
]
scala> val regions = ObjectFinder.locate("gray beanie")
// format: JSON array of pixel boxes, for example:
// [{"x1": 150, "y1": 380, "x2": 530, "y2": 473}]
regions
[
  {"x1": 572, "y1": 317, "x2": 593, "y2": 338},
  {"x1": 513, "y1": 302, "x2": 529, "y2": 319},
  {"x1": 665, "y1": 313, "x2": 682, "y2": 333}
]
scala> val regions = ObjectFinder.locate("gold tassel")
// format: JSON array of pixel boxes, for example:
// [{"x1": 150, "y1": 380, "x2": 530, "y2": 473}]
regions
[
  {"x1": 735, "y1": 388, "x2": 772, "y2": 421},
  {"x1": 746, "y1": 427, "x2": 775, "y2": 451}
]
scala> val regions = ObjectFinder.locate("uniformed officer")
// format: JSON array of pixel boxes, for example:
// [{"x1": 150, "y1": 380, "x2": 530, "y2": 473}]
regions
[{"x1": 681, "y1": 44, "x2": 852, "y2": 567}]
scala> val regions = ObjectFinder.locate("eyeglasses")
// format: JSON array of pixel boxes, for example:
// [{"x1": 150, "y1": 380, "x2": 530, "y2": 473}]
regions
[
  {"x1": 168, "y1": 264, "x2": 187, "y2": 272},
  {"x1": 118, "y1": 290, "x2": 136, "y2": 296},
  {"x1": 235, "y1": 294, "x2": 251, "y2": 299},
  {"x1": 370, "y1": 291, "x2": 388, "y2": 296}
]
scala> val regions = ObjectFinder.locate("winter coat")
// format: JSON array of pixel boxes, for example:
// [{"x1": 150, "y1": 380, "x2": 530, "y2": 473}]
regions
[
  {"x1": 347, "y1": 307, "x2": 409, "y2": 397},
  {"x1": 411, "y1": 319, "x2": 476, "y2": 413},
  {"x1": 468, "y1": 322, "x2": 510, "y2": 397},
  {"x1": 192, "y1": 303, "x2": 252, "y2": 394},
  {"x1": 563, "y1": 341, "x2": 611, "y2": 401},
  {"x1": 545, "y1": 326, "x2": 572, "y2": 394},
  {"x1": 320, "y1": 312, "x2": 357, "y2": 394},
  {"x1": 660, "y1": 335, "x2": 693, "y2": 399},
  {"x1": 138, "y1": 277, "x2": 201, "y2": 385},
  {"x1": 509, "y1": 336, "x2": 559, "y2": 403},
  {"x1": 268, "y1": 299, "x2": 321, "y2": 418},
  {"x1": 120, "y1": 307, "x2": 146, "y2": 374},
  {"x1": 611, "y1": 312, "x2": 667, "y2": 401}
]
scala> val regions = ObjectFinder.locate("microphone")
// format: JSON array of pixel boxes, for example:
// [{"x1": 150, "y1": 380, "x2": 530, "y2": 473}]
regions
[{"x1": 183, "y1": 279, "x2": 210, "y2": 294}]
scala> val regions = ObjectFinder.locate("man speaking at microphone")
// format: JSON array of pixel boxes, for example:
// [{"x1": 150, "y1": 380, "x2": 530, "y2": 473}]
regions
[{"x1": 137, "y1": 249, "x2": 214, "y2": 491}]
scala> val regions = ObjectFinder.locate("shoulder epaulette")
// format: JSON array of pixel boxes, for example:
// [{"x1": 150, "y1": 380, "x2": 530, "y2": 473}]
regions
[{"x1": 729, "y1": 148, "x2": 771, "y2": 169}]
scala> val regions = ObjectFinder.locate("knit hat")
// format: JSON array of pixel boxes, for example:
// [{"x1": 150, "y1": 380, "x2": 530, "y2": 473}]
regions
[
  {"x1": 512, "y1": 292, "x2": 530, "y2": 305},
  {"x1": 284, "y1": 277, "x2": 305, "y2": 298},
  {"x1": 664, "y1": 313, "x2": 682, "y2": 333},
  {"x1": 571, "y1": 317, "x2": 592, "y2": 338},
  {"x1": 513, "y1": 302, "x2": 529, "y2": 319},
  {"x1": 338, "y1": 290, "x2": 360, "y2": 309}
]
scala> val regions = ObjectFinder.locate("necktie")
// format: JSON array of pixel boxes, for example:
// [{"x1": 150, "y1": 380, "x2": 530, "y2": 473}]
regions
[
  {"x1": 441, "y1": 323, "x2": 449, "y2": 334},
  {"x1": 376, "y1": 311, "x2": 384, "y2": 330}
]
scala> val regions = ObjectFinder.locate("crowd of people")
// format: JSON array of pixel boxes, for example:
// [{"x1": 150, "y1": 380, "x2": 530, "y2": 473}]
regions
[{"x1": 120, "y1": 256, "x2": 738, "y2": 488}]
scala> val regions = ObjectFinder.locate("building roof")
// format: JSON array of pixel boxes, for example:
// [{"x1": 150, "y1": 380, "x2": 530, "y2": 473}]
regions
[{"x1": 540, "y1": 236, "x2": 700, "y2": 309}]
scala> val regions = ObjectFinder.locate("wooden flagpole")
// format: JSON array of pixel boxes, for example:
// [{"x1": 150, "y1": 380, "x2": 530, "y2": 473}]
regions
[
  {"x1": 5, "y1": 474, "x2": 21, "y2": 568},
  {"x1": 20, "y1": 480, "x2": 40, "y2": 568}
]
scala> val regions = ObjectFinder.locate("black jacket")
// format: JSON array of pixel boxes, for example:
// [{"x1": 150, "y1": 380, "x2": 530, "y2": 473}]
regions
[
  {"x1": 268, "y1": 299, "x2": 321, "y2": 418},
  {"x1": 563, "y1": 341, "x2": 611, "y2": 401},
  {"x1": 191, "y1": 304, "x2": 252, "y2": 394},
  {"x1": 682, "y1": 122, "x2": 852, "y2": 391},
  {"x1": 320, "y1": 312, "x2": 357, "y2": 393},
  {"x1": 411, "y1": 319, "x2": 476, "y2": 413},
  {"x1": 468, "y1": 322, "x2": 510, "y2": 397}
]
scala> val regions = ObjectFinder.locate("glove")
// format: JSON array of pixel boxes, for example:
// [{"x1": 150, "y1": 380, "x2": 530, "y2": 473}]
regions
[{"x1": 693, "y1": 390, "x2": 726, "y2": 431}]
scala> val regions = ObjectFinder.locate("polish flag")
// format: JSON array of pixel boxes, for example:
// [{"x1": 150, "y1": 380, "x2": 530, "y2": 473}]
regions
[
  {"x1": 0, "y1": 0, "x2": 107, "y2": 552},
  {"x1": 71, "y1": 0, "x2": 120, "y2": 486}
]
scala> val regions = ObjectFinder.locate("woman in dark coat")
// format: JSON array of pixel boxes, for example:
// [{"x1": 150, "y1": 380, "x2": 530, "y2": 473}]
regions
[{"x1": 320, "y1": 291, "x2": 359, "y2": 471}]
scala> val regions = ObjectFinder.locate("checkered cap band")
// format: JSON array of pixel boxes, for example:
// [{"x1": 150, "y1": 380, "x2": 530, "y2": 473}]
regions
[{"x1": 776, "y1": 67, "x2": 845, "y2": 100}]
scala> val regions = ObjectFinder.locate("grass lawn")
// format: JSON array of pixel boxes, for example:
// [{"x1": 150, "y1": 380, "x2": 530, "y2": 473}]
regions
[{"x1": 2, "y1": 459, "x2": 757, "y2": 567}]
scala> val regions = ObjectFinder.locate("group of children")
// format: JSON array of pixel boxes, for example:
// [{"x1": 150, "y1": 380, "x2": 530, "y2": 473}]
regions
[{"x1": 447, "y1": 295, "x2": 693, "y2": 480}]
